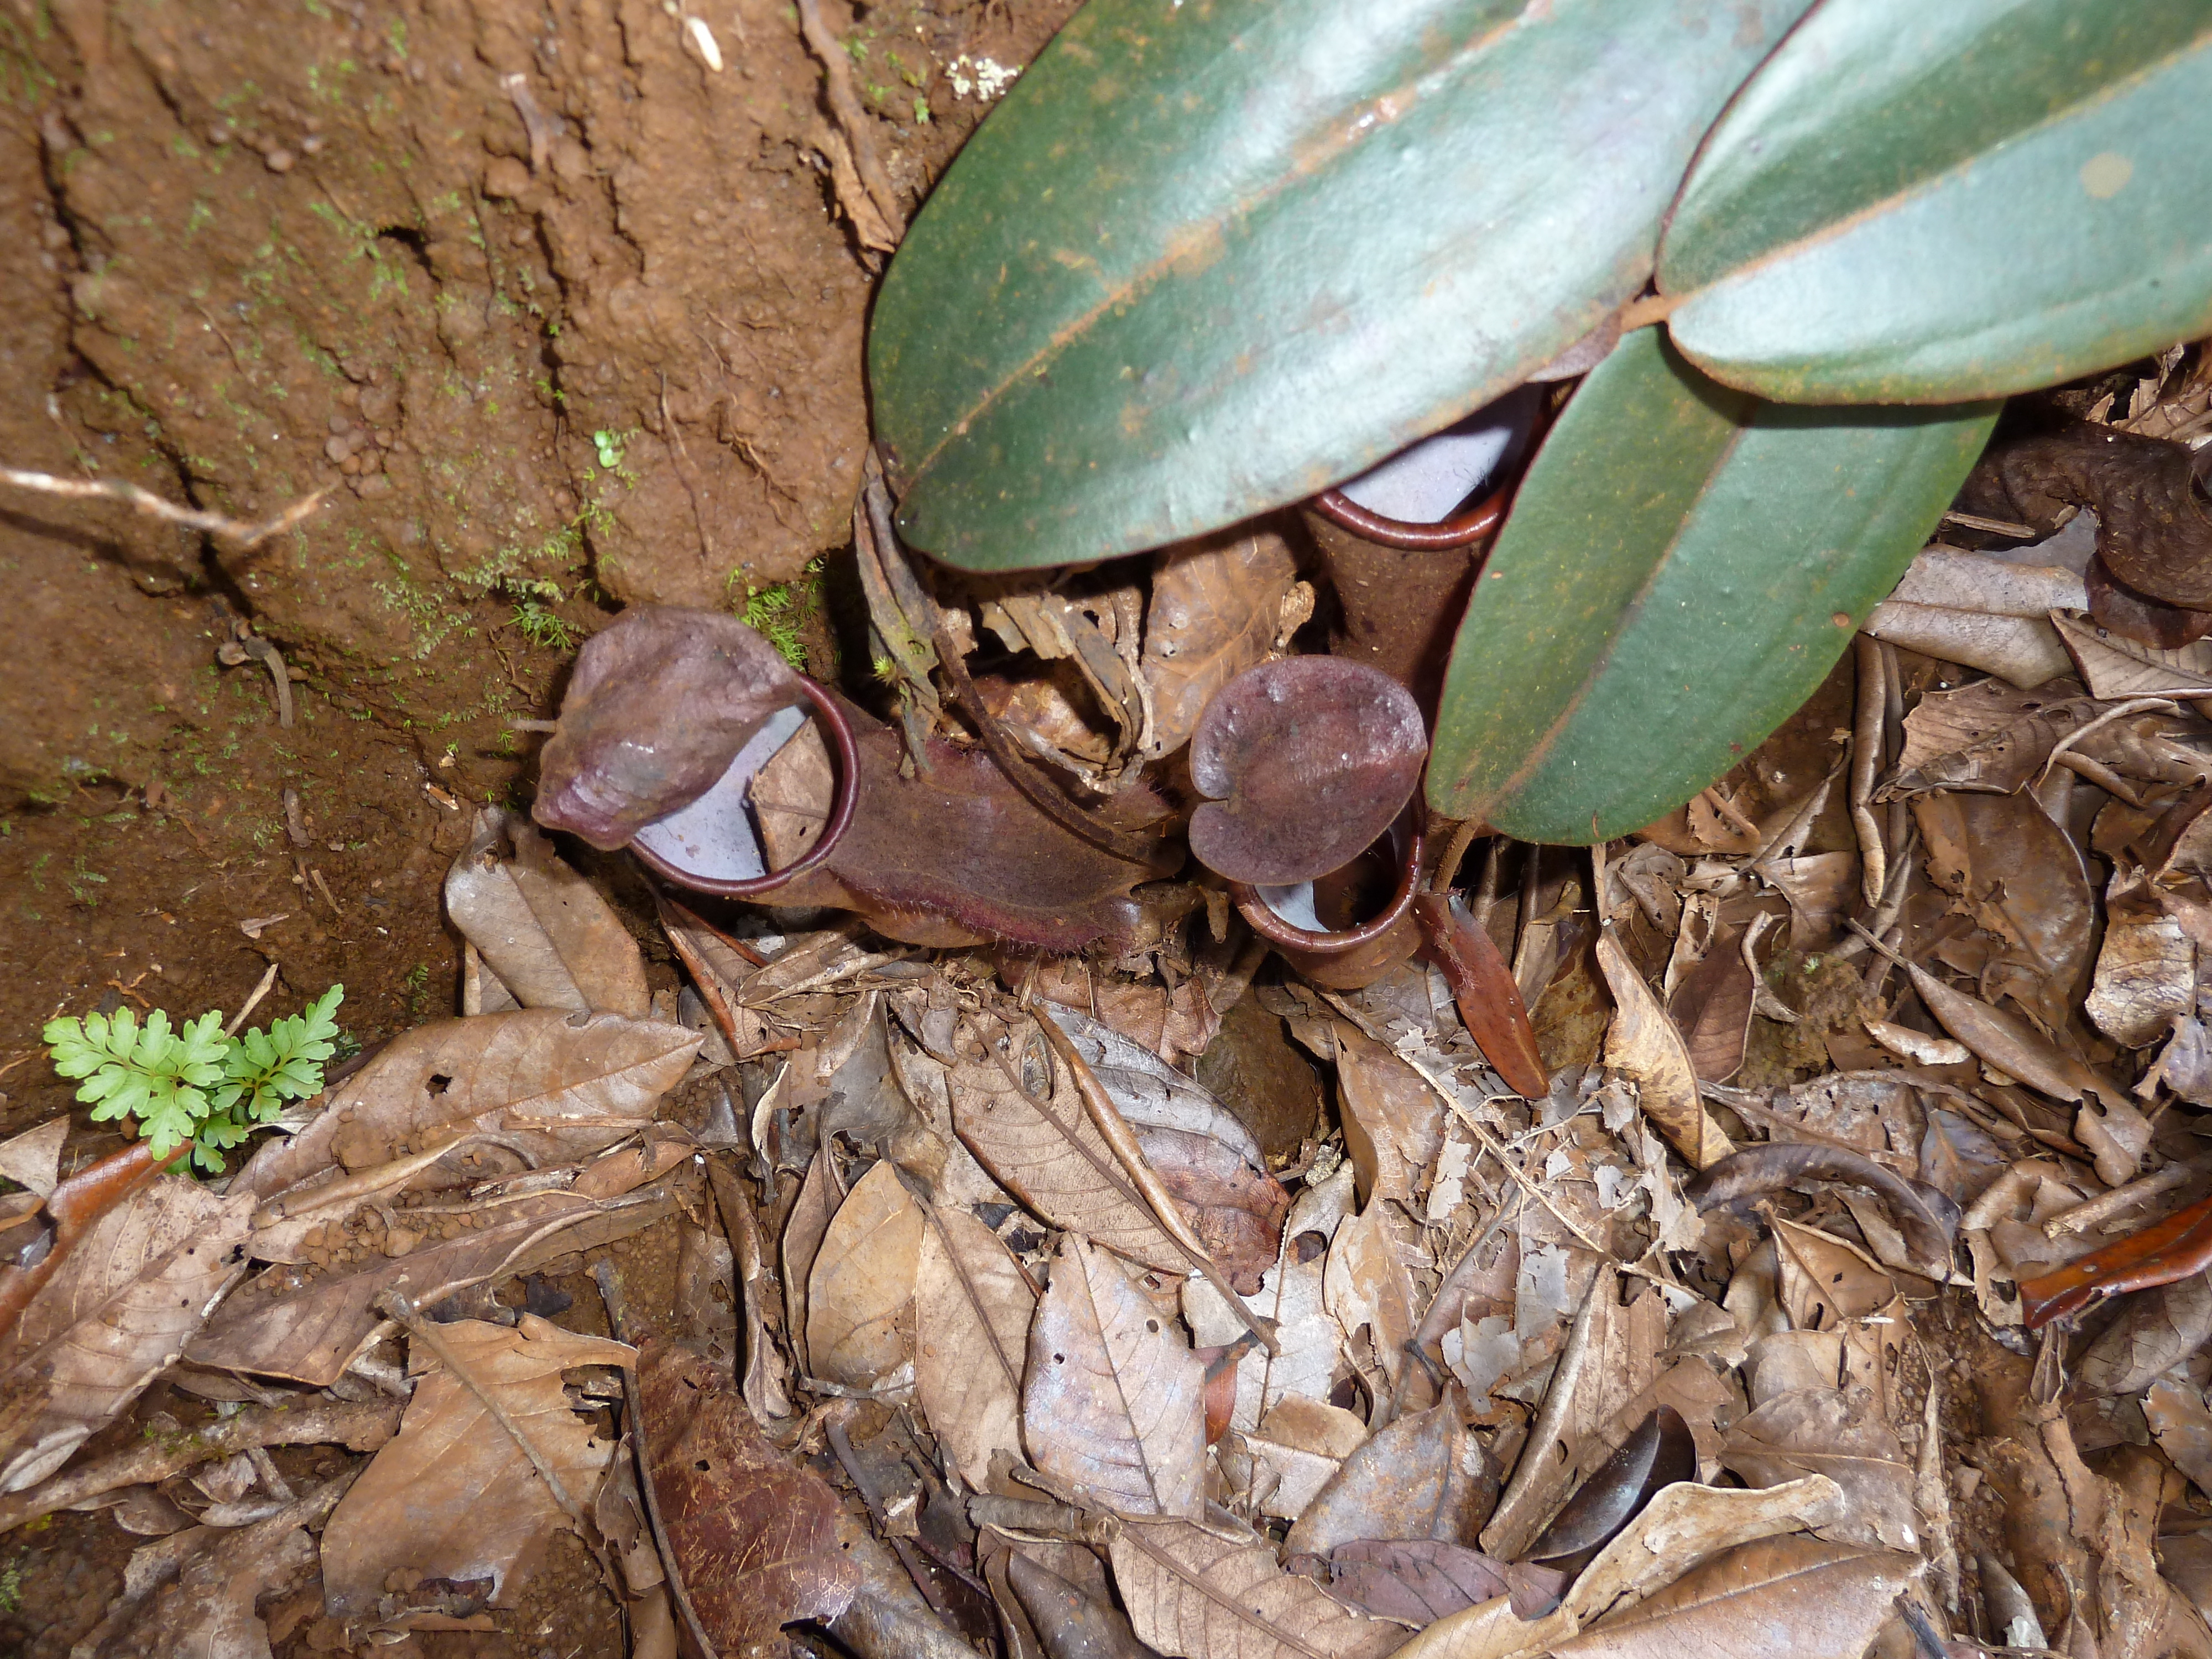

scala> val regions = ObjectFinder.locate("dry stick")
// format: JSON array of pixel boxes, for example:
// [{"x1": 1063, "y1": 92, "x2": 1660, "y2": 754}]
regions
[
  {"x1": 219, "y1": 632, "x2": 294, "y2": 727},
  {"x1": 0, "y1": 467, "x2": 331, "y2": 547},
  {"x1": 1319, "y1": 990, "x2": 1613, "y2": 1262},
  {"x1": 2043, "y1": 1156, "x2": 2211, "y2": 1239},
  {"x1": 2037, "y1": 696, "x2": 2179, "y2": 790},
  {"x1": 1850, "y1": 633, "x2": 1889, "y2": 910},
  {"x1": 223, "y1": 960, "x2": 283, "y2": 1037},
  {"x1": 792, "y1": 0, "x2": 904, "y2": 238},
  {"x1": 591, "y1": 1261, "x2": 724, "y2": 1659},
  {"x1": 981, "y1": 1026, "x2": 1275, "y2": 1355},
  {"x1": 1033, "y1": 1014, "x2": 1279, "y2": 1355},
  {"x1": 0, "y1": 1398, "x2": 399, "y2": 1535}
]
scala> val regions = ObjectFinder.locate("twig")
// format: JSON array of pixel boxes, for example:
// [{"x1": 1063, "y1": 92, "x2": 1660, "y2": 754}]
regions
[
  {"x1": 224, "y1": 961, "x2": 283, "y2": 1037},
  {"x1": 1939, "y1": 509, "x2": 2041, "y2": 539},
  {"x1": 592, "y1": 1261, "x2": 723, "y2": 1659},
  {"x1": 792, "y1": 0, "x2": 904, "y2": 241},
  {"x1": 0, "y1": 467, "x2": 330, "y2": 547},
  {"x1": 217, "y1": 627, "x2": 294, "y2": 727},
  {"x1": 0, "y1": 1397, "x2": 398, "y2": 1535}
]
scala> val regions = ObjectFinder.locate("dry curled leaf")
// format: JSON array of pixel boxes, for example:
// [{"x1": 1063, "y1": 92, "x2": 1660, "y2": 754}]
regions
[
  {"x1": 321, "y1": 1314, "x2": 635, "y2": 1620},
  {"x1": 1985, "y1": 424, "x2": 2212, "y2": 608},
  {"x1": 2076, "y1": 1270, "x2": 2212, "y2": 1397},
  {"x1": 1327, "y1": 1019, "x2": 1445, "y2": 1209},
  {"x1": 806, "y1": 1157, "x2": 924, "y2": 1389},
  {"x1": 1687, "y1": 1145, "x2": 1958, "y2": 1280},
  {"x1": 2087, "y1": 871, "x2": 2197, "y2": 1049},
  {"x1": 1595, "y1": 933, "x2": 1733, "y2": 1171},
  {"x1": 1285, "y1": 1397, "x2": 1491, "y2": 1561},
  {"x1": 1025, "y1": 1234, "x2": 1204, "y2": 1519},
  {"x1": 1142, "y1": 528, "x2": 1302, "y2": 760},
  {"x1": 1413, "y1": 894, "x2": 1550, "y2": 1099},
  {"x1": 445, "y1": 807, "x2": 649, "y2": 1017},
  {"x1": 1912, "y1": 790, "x2": 2093, "y2": 1034}
]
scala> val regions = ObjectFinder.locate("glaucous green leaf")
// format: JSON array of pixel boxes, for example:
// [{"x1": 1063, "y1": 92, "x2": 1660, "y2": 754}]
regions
[
  {"x1": 872, "y1": 0, "x2": 1814, "y2": 572},
  {"x1": 1660, "y1": 1, "x2": 2212, "y2": 403},
  {"x1": 1426, "y1": 330, "x2": 1995, "y2": 844}
]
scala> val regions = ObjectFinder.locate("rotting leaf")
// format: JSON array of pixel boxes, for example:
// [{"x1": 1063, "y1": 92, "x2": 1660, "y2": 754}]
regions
[
  {"x1": 321, "y1": 1314, "x2": 635, "y2": 1621},
  {"x1": 2076, "y1": 1270, "x2": 2212, "y2": 1397},
  {"x1": 534, "y1": 604, "x2": 803, "y2": 851},
  {"x1": 1005, "y1": 1551, "x2": 1163, "y2": 1659},
  {"x1": 1719, "y1": 1389, "x2": 1918, "y2": 1553},
  {"x1": 1525, "y1": 1407, "x2": 1696, "y2": 1572},
  {"x1": 636, "y1": 1337, "x2": 860, "y2": 1647},
  {"x1": 1595, "y1": 933, "x2": 1733, "y2": 1171},
  {"x1": 1108, "y1": 1516, "x2": 1402, "y2": 1659},
  {"x1": 444, "y1": 806, "x2": 649, "y2": 1018},
  {"x1": 1322, "y1": 1198, "x2": 1418, "y2": 1396},
  {"x1": 1142, "y1": 528, "x2": 1303, "y2": 760},
  {"x1": 1876, "y1": 677, "x2": 2098, "y2": 800},
  {"x1": 1024, "y1": 1234, "x2": 1204, "y2": 1520},
  {"x1": 2087, "y1": 871, "x2": 2197, "y2": 1049},
  {"x1": 1187, "y1": 657, "x2": 1428, "y2": 886},
  {"x1": 806, "y1": 1157, "x2": 924, "y2": 1389},
  {"x1": 914, "y1": 1202, "x2": 1035, "y2": 1489},
  {"x1": 0, "y1": 1175, "x2": 252, "y2": 1493}
]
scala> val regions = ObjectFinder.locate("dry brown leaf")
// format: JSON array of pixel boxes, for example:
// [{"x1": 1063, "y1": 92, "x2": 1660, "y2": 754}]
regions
[
  {"x1": 655, "y1": 896, "x2": 787, "y2": 1061},
  {"x1": 1285, "y1": 1398, "x2": 1490, "y2": 1561},
  {"x1": 186, "y1": 1175, "x2": 677, "y2": 1386},
  {"x1": 1595, "y1": 933, "x2": 1732, "y2": 1170},
  {"x1": 806, "y1": 1157, "x2": 923, "y2": 1389},
  {"x1": 948, "y1": 1015, "x2": 1188, "y2": 1276},
  {"x1": 238, "y1": 1008, "x2": 700, "y2": 1201},
  {"x1": 1006, "y1": 1550, "x2": 1161, "y2": 1659},
  {"x1": 1666, "y1": 935, "x2": 1754, "y2": 1084},
  {"x1": 637, "y1": 1337, "x2": 860, "y2": 1646},
  {"x1": 2078, "y1": 1271, "x2": 2212, "y2": 1397},
  {"x1": 1024, "y1": 1234, "x2": 1203, "y2": 1519},
  {"x1": 0, "y1": 1119, "x2": 66, "y2": 1199},
  {"x1": 1913, "y1": 790, "x2": 2094, "y2": 1032},
  {"x1": 781, "y1": 1146, "x2": 840, "y2": 1378},
  {"x1": 1329, "y1": 1019, "x2": 1446, "y2": 1207},
  {"x1": 2053, "y1": 609, "x2": 2212, "y2": 698},
  {"x1": 321, "y1": 1313, "x2": 634, "y2": 1621},
  {"x1": 2146, "y1": 1376, "x2": 2212, "y2": 1498},
  {"x1": 2088, "y1": 871, "x2": 2197, "y2": 1048},
  {"x1": 1719, "y1": 1390, "x2": 1917, "y2": 1552},
  {"x1": 1198, "y1": 1167, "x2": 1354, "y2": 1432},
  {"x1": 914, "y1": 1203, "x2": 1034, "y2": 1488},
  {"x1": 1862, "y1": 600, "x2": 2074, "y2": 688},
  {"x1": 444, "y1": 807, "x2": 649, "y2": 1017},
  {"x1": 0, "y1": 1176, "x2": 252, "y2": 1492},
  {"x1": 1392, "y1": 1476, "x2": 1845, "y2": 1659},
  {"x1": 1552, "y1": 1533, "x2": 1920, "y2": 1658},
  {"x1": 1322, "y1": 1542, "x2": 1561, "y2": 1630},
  {"x1": 1108, "y1": 1516, "x2": 1402, "y2": 1659},
  {"x1": 1141, "y1": 528, "x2": 1301, "y2": 760}
]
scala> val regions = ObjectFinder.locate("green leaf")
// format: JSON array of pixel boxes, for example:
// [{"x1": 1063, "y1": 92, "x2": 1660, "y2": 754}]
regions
[
  {"x1": 1426, "y1": 329, "x2": 1995, "y2": 843},
  {"x1": 871, "y1": 0, "x2": 1814, "y2": 572},
  {"x1": 1659, "y1": 2, "x2": 2212, "y2": 403}
]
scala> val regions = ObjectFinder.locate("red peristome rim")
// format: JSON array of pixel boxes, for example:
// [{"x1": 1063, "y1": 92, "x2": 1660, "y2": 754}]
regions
[
  {"x1": 1230, "y1": 816, "x2": 1425, "y2": 954},
  {"x1": 1307, "y1": 484, "x2": 1507, "y2": 551},
  {"x1": 627, "y1": 674, "x2": 860, "y2": 900}
]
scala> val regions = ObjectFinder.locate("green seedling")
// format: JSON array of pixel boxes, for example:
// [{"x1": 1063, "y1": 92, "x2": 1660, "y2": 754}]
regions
[
  {"x1": 591, "y1": 429, "x2": 626, "y2": 471},
  {"x1": 44, "y1": 985, "x2": 345, "y2": 1172}
]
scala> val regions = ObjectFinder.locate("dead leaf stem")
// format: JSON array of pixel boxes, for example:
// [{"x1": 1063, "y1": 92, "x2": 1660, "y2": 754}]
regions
[
  {"x1": 592, "y1": 1261, "x2": 724, "y2": 1659},
  {"x1": 792, "y1": 0, "x2": 904, "y2": 241},
  {"x1": 1850, "y1": 633, "x2": 1888, "y2": 910}
]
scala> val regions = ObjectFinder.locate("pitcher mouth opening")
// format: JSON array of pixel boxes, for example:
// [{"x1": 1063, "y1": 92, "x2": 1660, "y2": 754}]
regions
[
  {"x1": 626, "y1": 674, "x2": 860, "y2": 899},
  {"x1": 1229, "y1": 805, "x2": 1424, "y2": 954}
]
